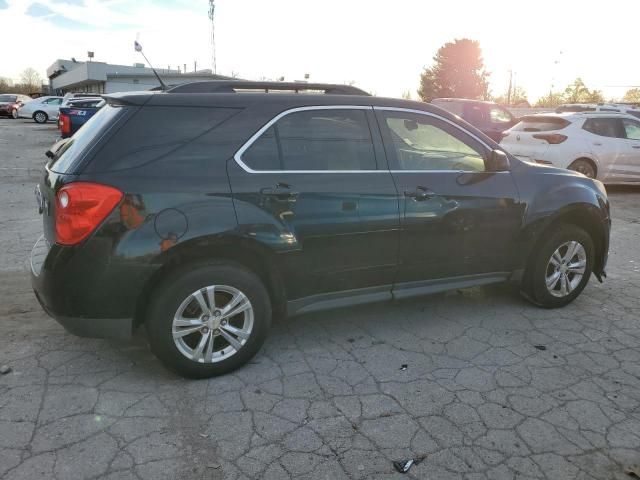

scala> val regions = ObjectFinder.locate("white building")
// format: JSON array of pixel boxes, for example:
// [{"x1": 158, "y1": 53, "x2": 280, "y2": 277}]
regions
[{"x1": 47, "y1": 59, "x2": 232, "y2": 94}]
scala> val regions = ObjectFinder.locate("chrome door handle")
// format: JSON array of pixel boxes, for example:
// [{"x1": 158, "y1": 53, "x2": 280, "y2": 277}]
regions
[
  {"x1": 632, "y1": 145, "x2": 640, "y2": 149},
  {"x1": 593, "y1": 142, "x2": 602, "y2": 146},
  {"x1": 404, "y1": 186, "x2": 435, "y2": 201}
]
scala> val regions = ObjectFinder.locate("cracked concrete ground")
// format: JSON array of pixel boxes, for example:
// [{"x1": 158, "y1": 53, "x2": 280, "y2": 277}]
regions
[{"x1": 1, "y1": 118, "x2": 640, "y2": 479}]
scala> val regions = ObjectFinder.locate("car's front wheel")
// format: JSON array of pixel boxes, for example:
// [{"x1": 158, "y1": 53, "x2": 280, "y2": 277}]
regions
[
  {"x1": 33, "y1": 111, "x2": 48, "y2": 123},
  {"x1": 146, "y1": 261, "x2": 272, "y2": 378},
  {"x1": 522, "y1": 224, "x2": 594, "y2": 308},
  {"x1": 11, "y1": 109, "x2": 18, "y2": 119}
]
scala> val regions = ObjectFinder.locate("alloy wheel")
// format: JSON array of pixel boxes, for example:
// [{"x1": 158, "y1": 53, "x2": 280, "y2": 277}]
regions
[
  {"x1": 34, "y1": 112, "x2": 46, "y2": 123},
  {"x1": 171, "y1": 285, "x2": 254, "y2": 363},
  {"x1": 11, "y1": 109, "x2": 18, "y2": 119},
  {"x1": 545, "y1": 240, "x2": 587, "y2": 297}
]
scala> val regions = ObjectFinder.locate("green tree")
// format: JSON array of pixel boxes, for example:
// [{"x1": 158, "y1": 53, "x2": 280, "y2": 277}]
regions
[
  {"x1": 563, "y1": 78, "x2": 604, "y2": 103},
  {"x1": 535, "y1": 92, "x2": 564, "y2": 108},
  {"x1": 494, "y1": 86, "x2": 529, "y2": 106},
  {"x1": 401, "y1": 90, "x2": 412, "y2": 100},
  {"x1": 417, "y1": 39, "x2": 490, "y2": 102},
  {"x1": 623, "y1": 88, "x2": 640, "y2": 103}
]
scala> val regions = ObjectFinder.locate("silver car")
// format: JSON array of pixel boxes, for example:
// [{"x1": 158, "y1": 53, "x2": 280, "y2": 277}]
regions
[{"x1": 17, "y1": 96, "x2": 63, "y2": 123}]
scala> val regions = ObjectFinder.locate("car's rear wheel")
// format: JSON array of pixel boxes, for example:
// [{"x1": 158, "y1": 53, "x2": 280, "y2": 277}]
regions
[
  {"x1": 33, "y1": 111, "x2": 48, "y2": 123},
  {"x1": 568, "y1": 158, "x2": 596, "y2": 179},
  {"x1": 11, "y1": 109, "x2": 18, "y2": 119},
  {"x1": 146, "y1": 261, "x2": 272, "y2": 378},
  {"x1": 522, "y1": 224, "x2": 594, "y2": 308}
]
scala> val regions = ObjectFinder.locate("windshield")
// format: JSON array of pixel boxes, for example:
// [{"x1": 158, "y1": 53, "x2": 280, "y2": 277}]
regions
[
  {"x1": 49, "y1": 104, "x2": 124, "y2": 173},
  {"x1": 0, "y1": 95, "x2": 17, "y2": 102}
]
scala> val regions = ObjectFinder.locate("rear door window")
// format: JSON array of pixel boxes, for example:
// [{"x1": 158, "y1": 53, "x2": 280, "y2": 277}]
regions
[
  {"x1": 463, "y1": 103, "x2": 488, "y2": 125},
  {"x1": 622, "y1": 119, "x2": 640, "y2": 140},
  {"x1": 582, "y1": 118, "x2": 624, "y2": 138},
  {"x1": 241, "y1": 109, "x2": 377, "y2": 171}
]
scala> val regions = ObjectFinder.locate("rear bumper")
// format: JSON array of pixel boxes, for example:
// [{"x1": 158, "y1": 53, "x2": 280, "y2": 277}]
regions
[{"x1": 30, "y1": 235, "x2": 148, "y2": 340}]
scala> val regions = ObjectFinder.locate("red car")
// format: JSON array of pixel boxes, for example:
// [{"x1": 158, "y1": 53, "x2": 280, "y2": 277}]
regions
[{"x1": 0, "y1": 94, "x2": 32, "y2": 119}]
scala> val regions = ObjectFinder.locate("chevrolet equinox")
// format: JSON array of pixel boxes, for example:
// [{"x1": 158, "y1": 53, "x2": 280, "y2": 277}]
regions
[{"x1": 31, "y1": 81, "x2": 611, "y2": 378}]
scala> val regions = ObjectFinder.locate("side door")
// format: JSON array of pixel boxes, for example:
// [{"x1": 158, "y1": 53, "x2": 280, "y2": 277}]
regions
[
  {"x1": 44, "y1": 97, "x2": 63, "y2": 117},
  {"x1": 620, "y1": 117, "x2": 640, "y2": 180},
  {"x1": 583, "y1": 117, "x2": 626, "y2": 180},
  {"x1": 374, "y1": 107, "x2": 523, "y2": 286},
  {"x1": 227, "y1": 106, "x2": 400, "y2": 303}
]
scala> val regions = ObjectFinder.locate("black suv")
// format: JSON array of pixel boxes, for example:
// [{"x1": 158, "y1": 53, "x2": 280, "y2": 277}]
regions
[{"x1": 31, "y1": 81, "x2": 610, "y2": 378}]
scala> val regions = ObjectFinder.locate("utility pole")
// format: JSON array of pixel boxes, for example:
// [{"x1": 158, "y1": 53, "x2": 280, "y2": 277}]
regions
[
  {"x1": 507, "y1": 70, "x2": 513, "y2": 106},
  {"x1": 208, "y1": 0, "x2": 217, "y2": 74}
]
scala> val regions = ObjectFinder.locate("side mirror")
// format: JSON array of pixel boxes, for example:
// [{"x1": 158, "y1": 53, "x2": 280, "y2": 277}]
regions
[{"x1": 488, "y1": 149, "x2": 510, "y2": 172}]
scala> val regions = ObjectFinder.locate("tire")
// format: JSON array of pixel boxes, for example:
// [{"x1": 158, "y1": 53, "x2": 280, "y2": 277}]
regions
[
  {"x1": 11, "y1": 109, "x2": 18, "y2": 119},
  {"x1": 33, "y1": 111, "x2": 48, "y2": 123},
  {"x1": 568, "y1": 158, "x2": 596, "y2": 179},
  {"x1": 146, "y1": 261, "x2": 272, "y2": 378},
  {"x1": 521, "y1": 224, "x2": 594, "y2": 308}
]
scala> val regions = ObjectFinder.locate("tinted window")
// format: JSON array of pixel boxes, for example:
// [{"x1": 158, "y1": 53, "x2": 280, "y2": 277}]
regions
[
  {"x1": 623, "y1": 119, "x2": 640, "y2": 140},
  {"x1": 464, "y1": 104, "x2": 487, "y2": 124},
  {"x1": 44, "y1": 98, "x2": 62, "y2": 105},
  {"x1": 50, "y1": 105, "x2": 123, "y2": 173},
  {"x1": 89, "y1": 106, "x2": 240, "y2": 171},
  {"x1": 0, "y1": 95, "x2": 17, "y2": 102},
  {"x1": 383, "y1": 113, "x2": 486, "y2": 172},
  {"x1": 489, "y1": 107, "x2": 513, "y2": 124},
  {"x1": 513, "y1": 116, "x2": 571, "y2": 132},
  {"x1": 582, "y1": 118, "x2": 623, "y2": 138},
  {"x1": 242, "y1": 109, "x2": 376, "y2": 171}
]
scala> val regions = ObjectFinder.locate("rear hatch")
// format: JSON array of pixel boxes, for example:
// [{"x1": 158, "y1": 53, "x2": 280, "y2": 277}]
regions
[
  {"x1": 38, "y1": 104, "x2": 126, "y2": 245},
  {"x1": 500, "y1": 115, "x2": 571, "y2": 161}
]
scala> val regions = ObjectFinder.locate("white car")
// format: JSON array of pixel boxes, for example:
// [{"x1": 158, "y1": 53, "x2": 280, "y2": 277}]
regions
[
  {"x1": 61, "y1": 92, "x2": 103, "y2": 107},
  {"x1": 556, "y1": 103, "x2": 640, "y2": 120},
  {"x1": 501, "y1": 112, "x2": 640, "y2": 183},
  {"x1": 17, "y1": 96, "x2": 63, "y2": 123}
]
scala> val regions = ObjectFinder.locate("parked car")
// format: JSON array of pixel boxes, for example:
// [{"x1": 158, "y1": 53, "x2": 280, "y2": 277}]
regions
[
  {"x1": 17, "y1": 96, "x2": 63, "y2": 123},
  {"x1": 0, "y1": 94, "x2": 32, "y2": 119},
  {"x1": 500, "y1": 112, "x2": 640, "y2": 182},
  {"x1": 31, "y1": 81, "x2": 610, "y2": 378},
  {"x1": 431, "y1": 98, "x2": 518, "y2": 142},
  {"x1": 556, "y1": 103, "x2": 640, "y2": 120},
  {"x1": 58, "y1": 97, "x2": 105, "y2": 138}
]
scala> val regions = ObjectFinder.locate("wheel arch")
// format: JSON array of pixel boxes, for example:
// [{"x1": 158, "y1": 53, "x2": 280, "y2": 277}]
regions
[
  {"x1": 522, "y1": 203, "x2": 608, "y2": 283},
  {"x1": 568, "y1": 157, "x2": 599, "y2": 178},
  {"x1": 133, "y1": 236, "x2": 287, "y2": 327}
]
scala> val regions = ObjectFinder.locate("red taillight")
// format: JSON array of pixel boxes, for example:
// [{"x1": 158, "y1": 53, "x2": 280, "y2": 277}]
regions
[
  {"x1": 59, "y1": 113, "x2": 70, "y2": 135},
  {"x1": 55, "y1": 182, "x2": 123, "y2": 245},
  {"x1": 532, "y1": 133, "x2": 567, "y2": 144}
]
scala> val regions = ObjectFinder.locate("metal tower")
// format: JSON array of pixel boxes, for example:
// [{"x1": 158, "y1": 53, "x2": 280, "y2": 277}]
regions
[{"x1": 208, "y1": 0, "x2": 216, "y2": 74}]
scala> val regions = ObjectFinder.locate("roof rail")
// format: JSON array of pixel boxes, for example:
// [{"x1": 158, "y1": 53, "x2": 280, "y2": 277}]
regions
[{"x1": 167, "y1": 80, "x2": 370, "y2": 96}]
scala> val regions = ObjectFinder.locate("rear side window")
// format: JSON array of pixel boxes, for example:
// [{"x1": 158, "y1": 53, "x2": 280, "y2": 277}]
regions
[
  {"x1": 582, "y1": 118, "x2": 624, "y2": 138},
  {"x1": 512, "y1": 116, "x2": 571, "y2": 132},
  {"x1": 88, "y1": 106, "x2": 240, "y2": 171},
  {"x1": 50, "y1": 104, "x2": 123, "y2": 173},
  {"x1": 627, "y1": 111, "x2": 640, "y2": 120},
  {"x1": 241, "y1": 109, "x2": 377, "y2": 171}
]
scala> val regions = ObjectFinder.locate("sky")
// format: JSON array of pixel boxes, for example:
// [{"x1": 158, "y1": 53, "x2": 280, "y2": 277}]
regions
[{"x1": 0, "y1": 0, "x2": 638, "y2": 102}]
